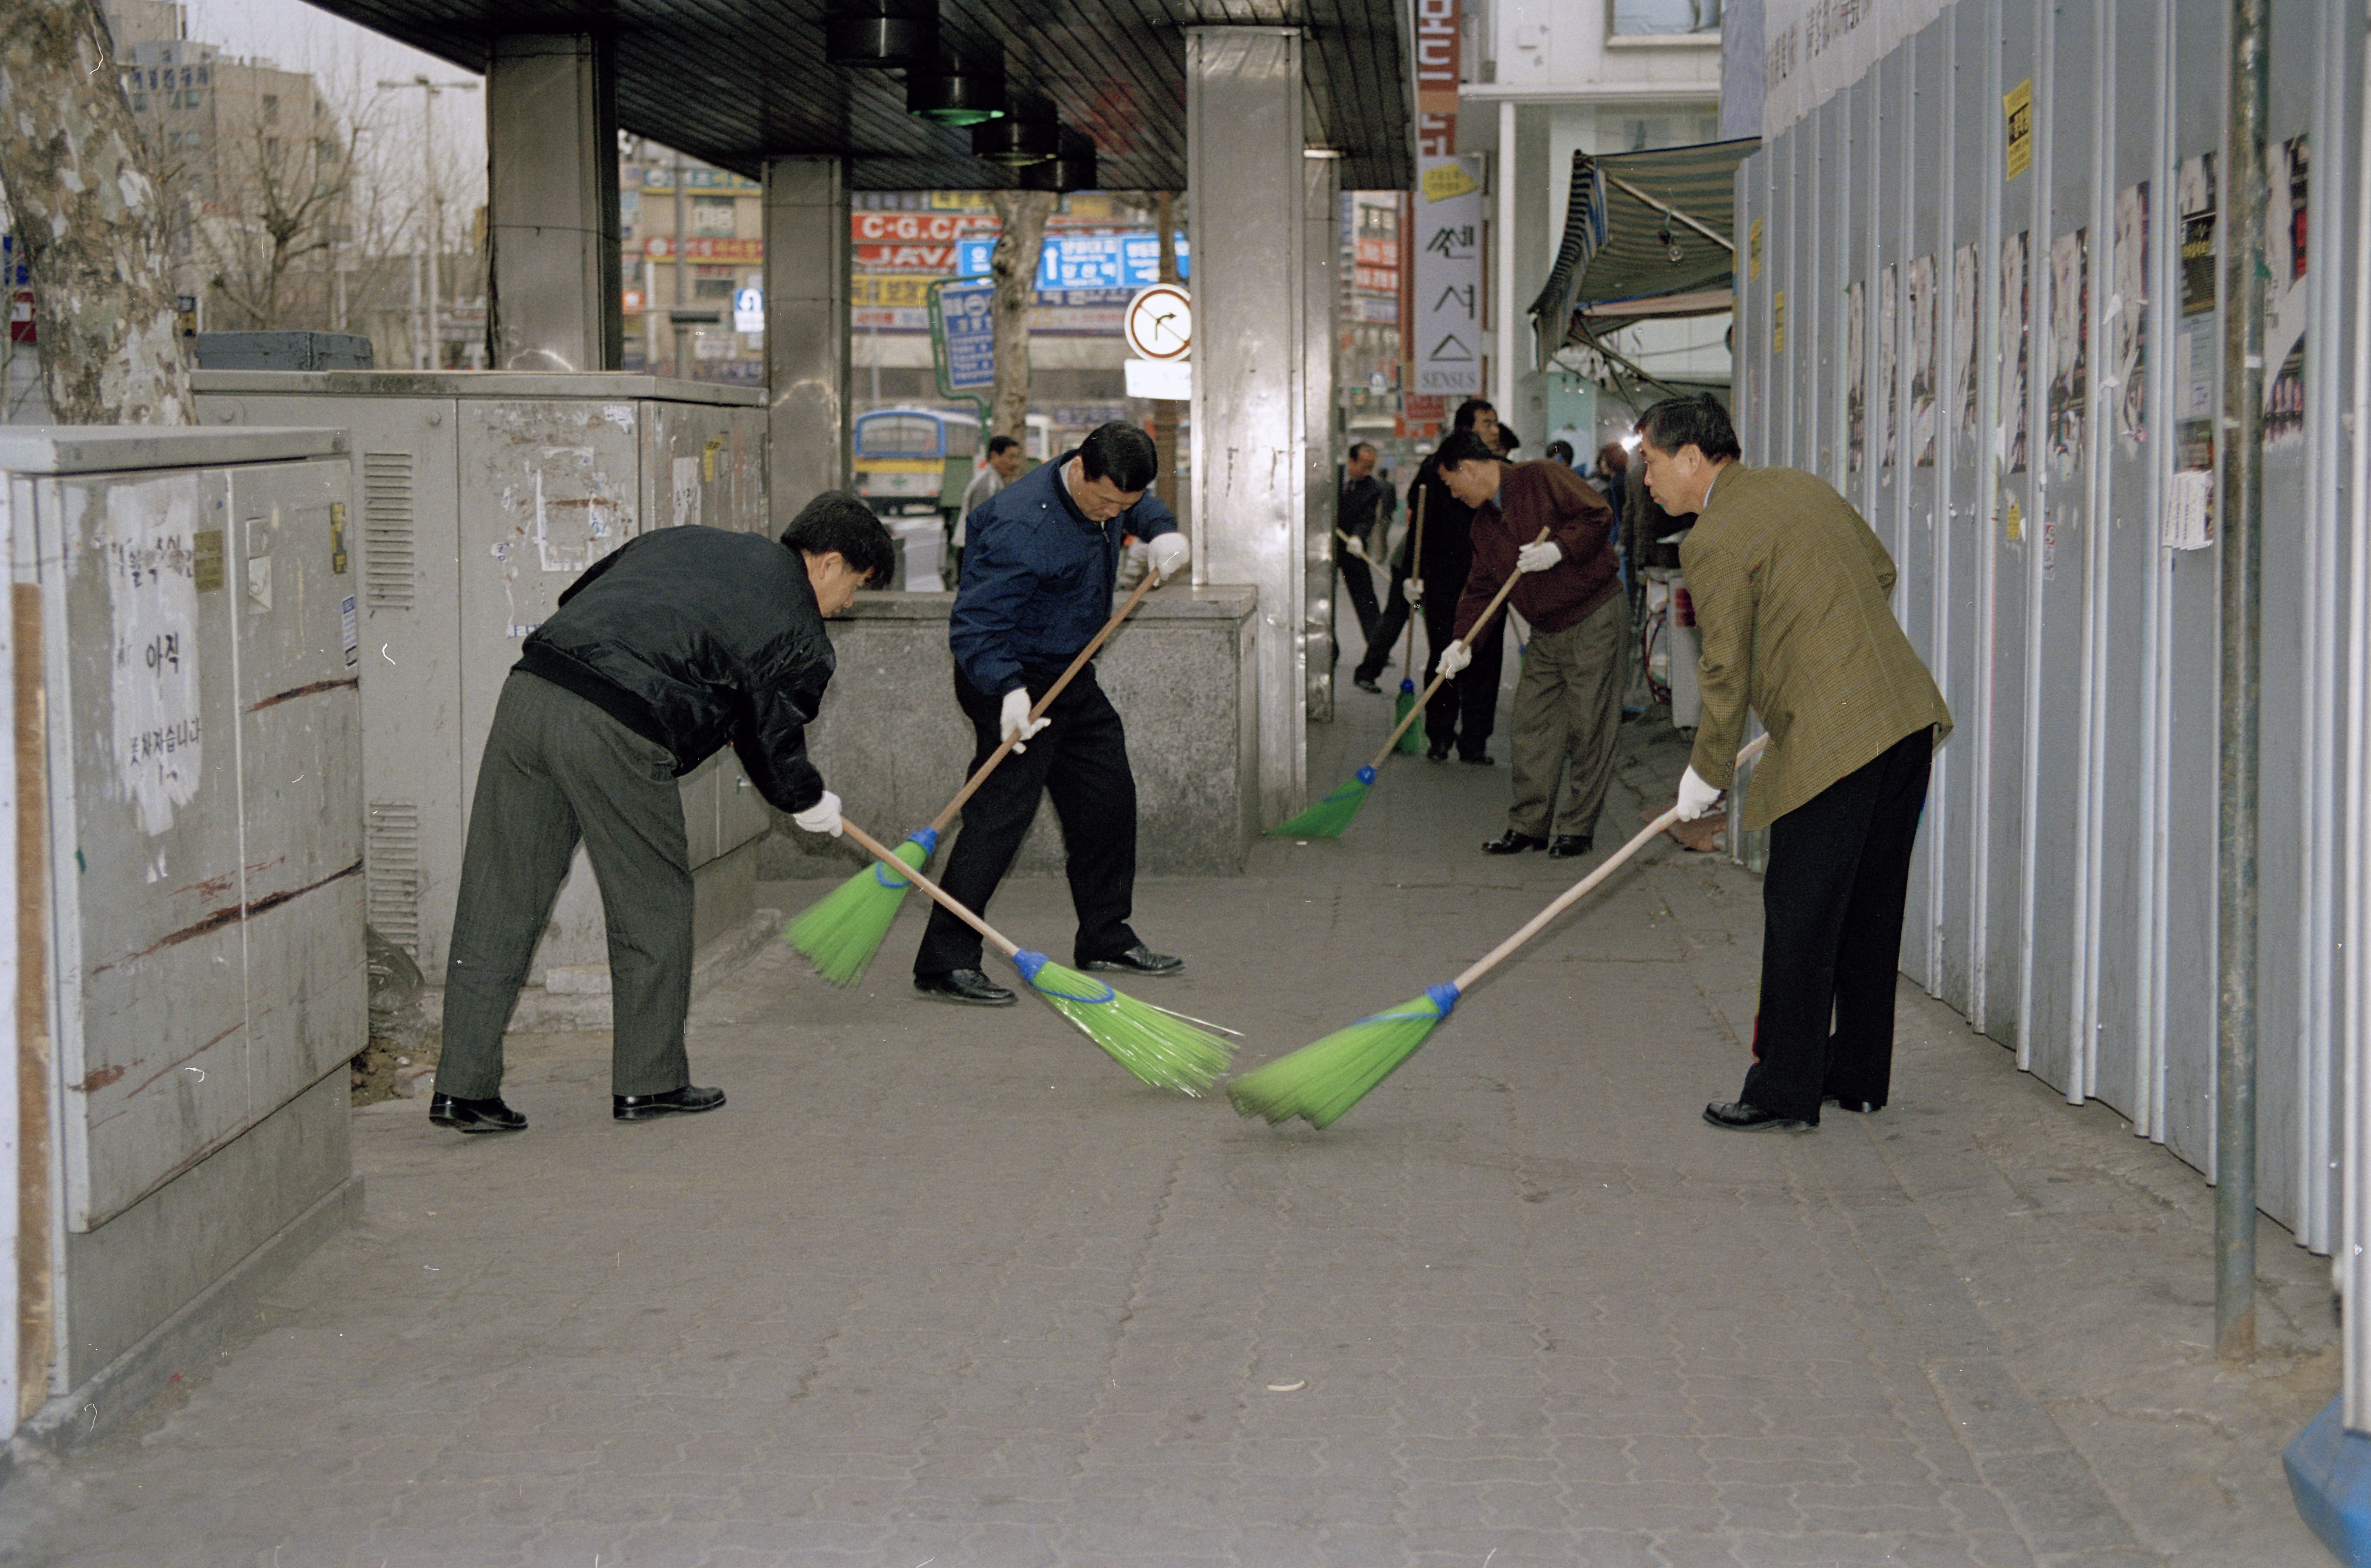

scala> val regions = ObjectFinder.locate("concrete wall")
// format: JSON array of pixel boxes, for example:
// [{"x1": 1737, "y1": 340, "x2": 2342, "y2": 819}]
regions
[{"x1": 763, "y1": 588, "x2": 1258, "y2": 881}]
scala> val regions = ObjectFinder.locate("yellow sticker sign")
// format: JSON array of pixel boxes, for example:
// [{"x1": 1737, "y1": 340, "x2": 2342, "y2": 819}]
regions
[
  {"x1": 1749, "y1": 217, "x2": 1764, "y2": 282},
  {"x1": 1422, "y1": 161, "x2": 1480, "y2": 203},
  {"x1": 2005, "y1": 79, "x2": 2033, "y2": 181},
  {"x1": 1773, "y1": 290, "x2": 1786, "y2": 353}
]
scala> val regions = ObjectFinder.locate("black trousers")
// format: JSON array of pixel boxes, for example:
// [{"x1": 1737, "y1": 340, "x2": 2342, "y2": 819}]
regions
[
  {"x1": 1421, "y1": 594, "x2": 1505, "y2": 757},
  {"x1": 1355, "y1": 568, "x2": 1416, "y2": 684},
  {"x1": 914, "y1": 664, "x2": 1143, "y2": 976},
  {"x1": 1739, "y1": 727, "x2": 1935, "y2": 1122},
  {"x1": 1336, "y1": 551, "x2": 1380, "y2": 654}
]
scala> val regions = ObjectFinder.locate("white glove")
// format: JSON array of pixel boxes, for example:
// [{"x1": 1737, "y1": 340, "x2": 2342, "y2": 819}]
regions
[
  {"x1": 1337, "y1": 531, "x2": 1370, "y2": 562},
  {"x1": 1516, "y1": 539, "x2": 1563, "y2": 574},
  {"x1": 1000, "y1": 687, "x2": 1050, "y2": 751},
  {"x1": 1146, "y1": 531, "x2": 1190, "y2": 582},
  {"x1": 1434, "y1": 639, "x2": 1471, "y2": 678},
  {"x1": 1676, "y1": 765, "x2": 1724, "y2": 821},
  {"x1": 1405, "y1": 576, "x2": 1425, "y2": 605},
  {"x1": 791, "y1": 790, "x2": 843, "y2": 837}
]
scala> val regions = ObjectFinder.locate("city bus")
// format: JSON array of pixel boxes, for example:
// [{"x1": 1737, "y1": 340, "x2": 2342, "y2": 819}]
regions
[{"x1": 853, "y1": 406, "x2": 1052, "y2": 523}]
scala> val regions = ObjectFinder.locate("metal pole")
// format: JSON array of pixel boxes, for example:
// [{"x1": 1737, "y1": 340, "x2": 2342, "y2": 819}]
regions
[
  {"x1": 425, "y1": 84, "x2": 440, "y2": 372},
  {"x1": 673, "y1": 149, "x2": 688, "y2": 377},
  {"x1": 2215, "y1": 0, "x2": 2270, "y2": 1365}
]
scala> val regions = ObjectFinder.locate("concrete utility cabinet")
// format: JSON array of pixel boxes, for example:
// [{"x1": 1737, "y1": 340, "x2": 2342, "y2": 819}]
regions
[
  {"x1": 4, "y1": 426, "x2": 365, "y2": 1437},
  {"x1": 193, "y1": 373, "x2": 776, "y2": 1026}
]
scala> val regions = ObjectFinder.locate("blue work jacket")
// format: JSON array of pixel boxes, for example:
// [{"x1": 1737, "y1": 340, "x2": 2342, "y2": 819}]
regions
[{"x1": 948, "y1": 449, "x2": 1179, "y2": 697}]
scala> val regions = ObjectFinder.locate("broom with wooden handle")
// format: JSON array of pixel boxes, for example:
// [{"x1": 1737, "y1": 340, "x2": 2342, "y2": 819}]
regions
[
  {"x1": 1268, "y1": 524, "x2": 1553, "y2": 838},
  {"x1": 1234, "y1": 734, "x2": 1769, "y2": 1127},
  {"x1": 787, "y1": 567, "x2": 1167, "y2": 985},
  {"x1": 838, "y1": 820, "x2": 1234, "y2": 1094}
]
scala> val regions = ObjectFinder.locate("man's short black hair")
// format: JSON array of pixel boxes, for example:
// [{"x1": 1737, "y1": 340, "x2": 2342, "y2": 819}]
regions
[
  {"x1": 986, "y1": 434, "x2": 1021, "y2": 457},
  {"x1": 1636, "y1": 393, "x2": 1743, "y2": 463},
  {"x1": 1494, "y1": 424, "x2": 1521, "y2": 456},
  {"x1": 1545, "y1": 439, "x2": 1575, "y2": 465},
  {"x1": 780, "y1": 490, "x2": 898, "y2": 585},
  {"x1": 1077, "y1": 421, "x2": 1158, "y2": 492},
  {"x1": 1453, "y1": 397, "x2": 1495, "y2": 431},
  {"x1": 1434, "y1": 429, "x2": 1499, "y2": 472},
  {"x1": 1347, "y1": 441, "x2": 1376, "y2": 462}
]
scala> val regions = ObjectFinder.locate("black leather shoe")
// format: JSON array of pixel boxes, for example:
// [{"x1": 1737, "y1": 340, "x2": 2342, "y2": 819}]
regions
[
  {"x1": 1426, "y1": 743, "x2": 1451, "y2": 762},
  {"x1": 1080, "y1": 944, "x2": 1185, "y2": 976},
  {"x1": 1482, "y1": 829, "x2": 1547, "y2": 855},
  {"x1": 429, "y1": 1092, "x2": 527, "y2": 1134},
  {"x1": 1353, "y1": 675, "x2": 1382, "y2": 693},
  {"x1": 1703, "y1": 1100, "x2": 1814, "y2": 1132},
  {"x1": 614, "y1": 1085, "x2": 726, "y2": 1121},
  {"x1": 915, "y1": 968, "x2": 1016, "y2": 1006},
  {"x1": 1823, "y1": 1095, "x2": 1882, "y2": 1114},
  {"x1": 1548, "y1": 835, "x2": 1594, "y2": 859},
  {"x1": 1459, "y1": 752, "x2": 1496, "y2": 766}
]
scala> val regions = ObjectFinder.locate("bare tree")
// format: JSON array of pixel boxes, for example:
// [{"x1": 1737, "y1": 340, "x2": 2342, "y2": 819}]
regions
[
  {"x1": 0, "y1": 0, "x2": 189, "y2": 423},
  {"x1": 192, "y1": 98, "x2": 354, "y2": 331},
  {"x1": 987, "y1": 187, "x2": 1052, "y2": 443}
]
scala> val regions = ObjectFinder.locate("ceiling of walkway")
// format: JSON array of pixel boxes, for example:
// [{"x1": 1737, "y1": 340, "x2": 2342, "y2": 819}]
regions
[{"x1": 311, "y1": 0, "x2": 1412, "y2": 190}]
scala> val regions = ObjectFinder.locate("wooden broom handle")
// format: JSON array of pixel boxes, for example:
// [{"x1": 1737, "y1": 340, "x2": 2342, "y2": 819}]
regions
[
  {"x1": 843, "y1": 819, "x2": 1022, "y2": 960},
  {"x1": 1451, "y1": 734, "x2": 1769, "y2": 991},
  {"x1": 929, "y1": 567, "x2": 1164, "y2": 834},
  {"x1": 1366, "y1": 524, "x2": 1555, "y2": 772},
  {"x1": 1398, "y1": 485, "x2": 1427, "y2": 680}
]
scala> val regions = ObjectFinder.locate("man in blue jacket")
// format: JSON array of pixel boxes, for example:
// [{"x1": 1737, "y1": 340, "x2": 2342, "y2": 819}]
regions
[{"x1": 914, "y1": 422, "x2": 1192, "y2": 1004}]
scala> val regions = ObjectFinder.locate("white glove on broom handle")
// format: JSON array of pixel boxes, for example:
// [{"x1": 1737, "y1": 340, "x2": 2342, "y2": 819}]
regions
[{"x1": 1451, "y1": 734, "x2": 1770, "y2": 993}]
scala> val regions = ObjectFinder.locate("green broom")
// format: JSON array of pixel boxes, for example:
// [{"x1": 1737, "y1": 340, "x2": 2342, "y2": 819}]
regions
[
  {"x1": 840, "y1": 818, "x2": 1236, "y2": 1095},
  {"x1": 1235, "y1": 735, "x2": 1768, "y2": 1126},
  {"x1": 1392, "y1": 487, "x2": 1430, "y2": 755},
  {"x1": 787, "y1": 568, "x2": 1166, "y2": 984},
  {"x1": 1268, "y1": 524, "x2": 1552, "y2": 838}
]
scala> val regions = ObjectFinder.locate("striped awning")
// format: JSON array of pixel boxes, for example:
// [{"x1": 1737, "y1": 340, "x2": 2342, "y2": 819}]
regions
[{"x1": 1527, "y1": 137, "x2": 1759, "y2": 370}]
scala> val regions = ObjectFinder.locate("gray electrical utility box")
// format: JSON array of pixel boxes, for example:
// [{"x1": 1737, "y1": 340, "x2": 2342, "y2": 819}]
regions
[
  {"x1": 191, "y1": 373, "x2": 773, "y2": 1023},
  {"x1": 4, "y1": 424, "x2": 365, "y2": 1402}
]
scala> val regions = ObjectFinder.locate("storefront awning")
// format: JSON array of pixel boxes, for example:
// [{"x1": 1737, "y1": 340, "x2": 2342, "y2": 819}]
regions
[{"x1": 1527, "y1": 137, "x2": 1759, "y2": 370}]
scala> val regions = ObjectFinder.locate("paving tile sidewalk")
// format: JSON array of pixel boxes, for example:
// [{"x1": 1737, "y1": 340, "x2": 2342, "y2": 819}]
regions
[{"x1": 0, "y1": 679, "x2": 2341, "y2": 1566}]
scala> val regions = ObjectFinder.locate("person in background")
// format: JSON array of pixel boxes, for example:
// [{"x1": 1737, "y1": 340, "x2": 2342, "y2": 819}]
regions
[
  {"x1": 1334, "y1": 441, "x2": 1393, "y2": 667},
  {"x1": 1644, "y1": 393, "x2": 1953, "y2": 1134},
  {"x1": 1398, "y1": 397, "x2": 1504, "y2": 760},
  {"x1": 952, "y1": 433, "x2": 1025, "y2": 581},
  {"x1": 1493, "y1": 424, "x2": 1522, "y2": 457},
  {"x1": 1595, "y1": 442, "x2": 1631, "y2": 518},
  {"x1": 1545, "y1": 439, "x2": 1576, "y2": 467},
  {"x1": 1429, "y1": 430, "x2": 1625, "y2": 859},
  {"x1": 431, "y1": 493, "x2": 896, "y2": 1134},
  {"x1": 914, "y1": 422, "x2": 1193, "y2": 1006}
]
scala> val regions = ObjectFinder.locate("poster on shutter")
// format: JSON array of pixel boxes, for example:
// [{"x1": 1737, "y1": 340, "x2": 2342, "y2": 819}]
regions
[
  {"x1": 1908, "y1": 255, "x2": 1937, "y2": 468},
  {"x1": 1952, "y1": 242, "x2": 1981, "y2": 447},
  {"x1": 1846, "y1": 278, "x2": 1867, "y2": 473},
  {"x1": 2262, "y1": 134, "x2": 2308, "y2": 450},
  {"x1": 672, "y1": 454, "x2": 702, "y2": 528},
  {"x1": 2110, "y1": 181, "x2": 2148, "y2": 454},
  {"x1": 2046, "y1": 229, "x2": 2086, "y2": 479},
  {"x1": 1997, "y1": 230, "x2": 2029, "y2": 475},
  {"x1": 1877, "y1": 263, "x2": 1899, "y2": 470},
  {"x1": 2177, "y1": 153, "x2": 2217, "y2": 317},
  {"x1": 106, "y1": 478, "x2": 204, "y2": 837}
]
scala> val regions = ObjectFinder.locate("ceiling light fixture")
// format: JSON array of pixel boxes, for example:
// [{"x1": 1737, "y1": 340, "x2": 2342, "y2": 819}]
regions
[
  {"x1": 824, "y1": 0, "x2": 937, "y2": 68},
  {"x1": 971, "y1": 109, "x2": 1059, "y2": 166},
  {"x1": 907, "y1": 58, "x2": 1006, "y2": 127},
  {"x1": 1018, "y1": 128, "x2": 1097, "y2": 193}
]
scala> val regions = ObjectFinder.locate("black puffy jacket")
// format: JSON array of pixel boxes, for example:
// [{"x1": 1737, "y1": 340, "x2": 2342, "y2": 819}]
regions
[{"x1": 514, "y1": 527, "x2": 834, "y2": 813}]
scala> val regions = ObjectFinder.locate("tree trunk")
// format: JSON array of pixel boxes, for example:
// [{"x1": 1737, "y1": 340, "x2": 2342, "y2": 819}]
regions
[
  {"x1": 986, "y1": 188, "x2": 1051, "y2": 444},
  {"x1": 0, "y1": 0, "x2": 190, "y2": 424}
]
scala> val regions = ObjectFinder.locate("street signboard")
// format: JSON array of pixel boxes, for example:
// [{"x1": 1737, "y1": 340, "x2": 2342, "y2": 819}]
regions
[
  {"x1": 938, "y1": 281, "x2": 996, "y2": 389},
  {"x1": 733, "y1": 287, "x2": 764, "y2": 335},
  {"x1": 954, "y1": 233, "x2": 1190, "y2": 292},
  {"x1": 1412, "y1": 154, "x2": 1484, "y2": 397}
]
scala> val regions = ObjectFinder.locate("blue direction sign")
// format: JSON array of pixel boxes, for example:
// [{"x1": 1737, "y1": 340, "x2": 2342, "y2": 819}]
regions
[
  {"x1": 954, "y1": 233, "x2": 1190, "y2": 292},
  {"x1": 939, "y1": 281, "x2": 996, "y2": 390}
]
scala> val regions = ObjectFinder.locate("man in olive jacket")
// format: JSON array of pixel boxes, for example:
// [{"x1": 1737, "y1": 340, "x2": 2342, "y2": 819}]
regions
[
  {"x1": 430, "y1": 491, "x2": 895, "y2": 1135},
  {"x1": 1640, "y1": 394, "x2": 1953, "y2": 1133}
]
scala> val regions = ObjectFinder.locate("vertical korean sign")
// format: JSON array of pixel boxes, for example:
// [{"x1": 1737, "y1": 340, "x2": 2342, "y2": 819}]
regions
[
  {"x1": 1414, "y1": 156, "x2": 1484, "y2": 398},
  {"x1": 1409, "y1": 0, "x2": 1461, "y2": 403}
]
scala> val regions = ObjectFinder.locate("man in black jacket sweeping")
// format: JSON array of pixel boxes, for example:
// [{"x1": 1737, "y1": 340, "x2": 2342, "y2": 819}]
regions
[{"x1": 429, "y1": 493, "x2": 896, "y2": 1134}]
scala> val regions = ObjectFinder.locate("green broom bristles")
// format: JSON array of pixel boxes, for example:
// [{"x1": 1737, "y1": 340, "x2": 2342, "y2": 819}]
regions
[
  {"x1": 1267, "y1": 766, "x2": 1376, "y2": 839},
  {"x1": 1394, "y1": 678, "x2": 1425, "y2": 754},
  {"x1": 1228, "y1": 982, "x2": 1461, "y2": 1128},
  {"x1": 784, "y1": 827, "x2": 938, "y2": 986},
  {"x1": 1011, "y1": 951, "x2": 1234, "y2": 1094}
]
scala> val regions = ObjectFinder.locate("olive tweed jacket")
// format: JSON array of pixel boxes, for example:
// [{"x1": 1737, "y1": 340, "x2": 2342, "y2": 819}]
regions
[{"x1": 1679, "y1": 464, "x2": 1952, "y2": 831}]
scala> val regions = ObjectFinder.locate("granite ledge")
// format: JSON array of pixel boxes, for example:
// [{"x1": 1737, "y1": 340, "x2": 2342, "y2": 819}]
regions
[{"x1": 840, "y1": 586, "x2": 1258, "y2": 622}]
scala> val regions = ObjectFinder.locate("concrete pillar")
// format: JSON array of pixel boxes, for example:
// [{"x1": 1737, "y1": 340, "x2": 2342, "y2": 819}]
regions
[
  {"x1": 763, "y1": 156, "x2": 851, "y2": 530},
  {"x1": 1186, "y1": 26, "x2": 1306, "y2": 825},
  {"x1": 1303, "y1": 149, "x2": 1341, "y2": 723},
  {"x1": 484, "y1": 35, "x2": 621, "y2": 372},
  {"x1": 1493, "y1": 97, "x2": 1517, "y2": 432}
]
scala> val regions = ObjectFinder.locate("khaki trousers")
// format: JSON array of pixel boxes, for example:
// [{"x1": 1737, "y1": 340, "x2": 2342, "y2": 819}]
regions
[{"x1": 1506, "y1": 591, "x2": 1628, "y2": 839}]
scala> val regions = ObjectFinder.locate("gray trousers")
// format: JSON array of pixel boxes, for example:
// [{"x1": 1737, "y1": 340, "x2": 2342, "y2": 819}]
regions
[
  {"x1": 1507, "y1": 591, "x2": 1628, "y2": 839},
  {"x1": 436, "y1": 670, "x2": 693, "y2": 1100}
]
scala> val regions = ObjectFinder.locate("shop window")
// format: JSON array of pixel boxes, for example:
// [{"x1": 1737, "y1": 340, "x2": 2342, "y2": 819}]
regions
[{"x1": 1611, "y1": 0, "x2": 1721, "y2": 36}]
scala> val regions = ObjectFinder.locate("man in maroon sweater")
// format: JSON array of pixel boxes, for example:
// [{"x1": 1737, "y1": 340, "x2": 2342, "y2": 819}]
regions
[{"x1": 1432, "y1": 429, "x2": 1626, "y2": 858}]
